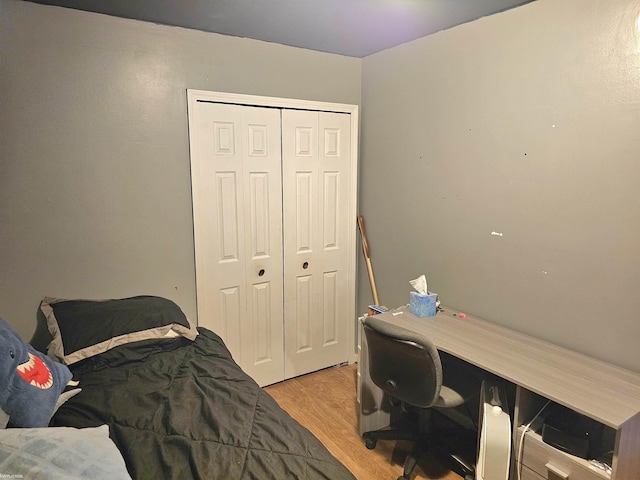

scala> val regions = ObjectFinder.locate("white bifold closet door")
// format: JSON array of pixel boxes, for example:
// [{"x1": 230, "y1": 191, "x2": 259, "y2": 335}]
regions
[
  {"x1": 190, "y1": 99, "x2": 353, "y2": 386},
  {"x1": 282, "y1": 109, "x2": 352, "y2": 379},
  {"x1": 192, "y1": 102, "x2": 285, "y2": 386}
]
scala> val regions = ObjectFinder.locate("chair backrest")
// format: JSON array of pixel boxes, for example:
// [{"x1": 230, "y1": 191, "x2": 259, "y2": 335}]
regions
[{"x1": 364, "y1": 315, "x2": 443, "y2": 408}]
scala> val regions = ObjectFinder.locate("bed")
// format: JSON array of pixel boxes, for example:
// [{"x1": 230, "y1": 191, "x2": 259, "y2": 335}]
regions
[{"x1": 1, "y1": 296, "x2": 356, "y2": 480}]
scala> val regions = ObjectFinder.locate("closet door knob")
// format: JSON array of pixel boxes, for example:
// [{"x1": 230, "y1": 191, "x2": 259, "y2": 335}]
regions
[
  {"x1": 258, "y1": 269, "x2": 265, "y2": 276},
  {"x1": 303, "y1": 262, "x2": 309, "y2": 269}
]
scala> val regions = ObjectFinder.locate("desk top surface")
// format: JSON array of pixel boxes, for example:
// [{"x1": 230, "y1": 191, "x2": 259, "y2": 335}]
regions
[{"x1": 374, "y1": 305, "x2": 640, "y2": 429}]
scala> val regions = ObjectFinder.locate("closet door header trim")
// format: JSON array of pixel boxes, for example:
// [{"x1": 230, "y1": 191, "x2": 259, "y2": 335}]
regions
[{"x1": 187, "y1": 89, "x2": 359, "y2": 116}]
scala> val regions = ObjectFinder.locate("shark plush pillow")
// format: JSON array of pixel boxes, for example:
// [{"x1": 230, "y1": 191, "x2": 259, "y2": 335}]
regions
[{"x1": 0, "y1": 317, "x2": 72, "y2": 428}]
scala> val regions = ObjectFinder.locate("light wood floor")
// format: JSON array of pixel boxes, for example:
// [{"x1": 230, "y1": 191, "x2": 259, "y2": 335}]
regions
[{"x1": 264, "y1": 363, "x2": 461, "y2": 480}]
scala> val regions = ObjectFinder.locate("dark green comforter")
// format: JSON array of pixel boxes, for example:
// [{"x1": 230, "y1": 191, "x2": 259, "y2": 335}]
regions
[{"x1": 51, "y1": 328, "x2": 355, "y2": 480}]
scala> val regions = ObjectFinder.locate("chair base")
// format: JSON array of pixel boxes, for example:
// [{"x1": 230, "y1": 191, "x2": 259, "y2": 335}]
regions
[
  {"x1": 362, "y1": 427, "x2": 427, "y2": 479},
  {"x1": 363, "y1": 428, "x2": 420, "y2": 450},
  {"x1": 362, "y1": 422, "x2": 476, "y2": 480}
]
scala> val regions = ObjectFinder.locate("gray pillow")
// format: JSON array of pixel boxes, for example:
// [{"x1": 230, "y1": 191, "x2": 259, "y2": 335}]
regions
[{"x1": 0, "y1": 425, "x2": 131, "y2": 479}]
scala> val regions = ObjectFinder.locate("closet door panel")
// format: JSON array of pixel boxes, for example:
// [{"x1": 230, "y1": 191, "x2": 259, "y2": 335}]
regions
[
  {"x1": 217, "y1": 173, "x2": 241, "y2": 260},
  {"x1": 193, "y1": 103, "x2": 245, "y2": 346},
  {"x1": 295, "y1": 172, "x2": 314, "y2": 251},
  {"x1": 318, "y1": 112, "x2": 351, "y2": 351},
  {"x1": 251, "y1": 281, "x2": 273, "y2": 364},
  {"x1": 322, "y1": 271, "x2": 339, "y2": 345},
  {"x1": 240, "y1": 106, "x2": 284, "y2": 385},
  {"x1": 192, "y1": 102, "x2": 284, "y2": 386},
  {"x1": 294, "y1": 274, "x2": 313, "y2": 352},
  {"x1": 219, "y1": 287, "x2": 242, "y2": 353},
  {"x1": 282, "y1": 109, "x2": 351, "y2": 379}
]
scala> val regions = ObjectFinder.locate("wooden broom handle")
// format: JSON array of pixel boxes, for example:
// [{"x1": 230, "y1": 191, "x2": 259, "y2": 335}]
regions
[{"x1": 357, "y1": 215, "x2": 380, "y2": 305}]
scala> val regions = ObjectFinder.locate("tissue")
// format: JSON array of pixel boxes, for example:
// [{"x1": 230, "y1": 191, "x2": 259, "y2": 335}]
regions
[
  {"x1": 409, "y1": 275, "x2": 438, "y2": 317},
  {"x1": 409, "y1": 275, "x2": 428, "y2": 295}
]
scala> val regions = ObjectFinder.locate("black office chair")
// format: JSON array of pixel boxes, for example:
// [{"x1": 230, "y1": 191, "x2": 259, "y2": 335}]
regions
[{"x1": 362, "y1": 315, "x2": 479, "y2": 480}]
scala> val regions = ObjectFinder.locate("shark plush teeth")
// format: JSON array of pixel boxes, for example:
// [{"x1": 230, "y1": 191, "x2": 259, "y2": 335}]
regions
[
  {"x1": 0, "y1": 316, "x2": 72, "y2": 427},
  {"x1": 16, "y1": 353, "x2": 54, "y2": 389}
]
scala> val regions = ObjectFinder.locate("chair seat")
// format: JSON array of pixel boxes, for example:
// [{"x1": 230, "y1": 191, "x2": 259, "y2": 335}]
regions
[{"x1": 433, "y1": 384, "x2": 467, "y2": 408}]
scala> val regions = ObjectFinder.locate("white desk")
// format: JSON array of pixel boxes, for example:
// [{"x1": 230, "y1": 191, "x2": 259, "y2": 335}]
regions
[{"x1": 356, "y1": 305, "x2": 640, "y2": 480}]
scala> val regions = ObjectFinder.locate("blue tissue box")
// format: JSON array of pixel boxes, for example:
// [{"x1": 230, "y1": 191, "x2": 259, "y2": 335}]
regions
[{"x1": 409, "y1": 291, "x2": 437, "y2": 317}]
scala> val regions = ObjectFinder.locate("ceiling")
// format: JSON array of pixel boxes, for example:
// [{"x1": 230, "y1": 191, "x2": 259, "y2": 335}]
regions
[{"x1": 25, "y1": 0, "x2": 535, "y2": 58}]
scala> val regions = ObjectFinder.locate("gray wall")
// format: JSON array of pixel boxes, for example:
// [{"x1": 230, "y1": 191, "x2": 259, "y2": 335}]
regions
[
  {"x1": 0, "y1": 0, "x2": 361, "y2": 340},
  {"x1": 359, "y1": 0, "x2": 640, "y2": 372},
  {"x1": 3, "y1": 0, "x2": 639, "y2": 374}
]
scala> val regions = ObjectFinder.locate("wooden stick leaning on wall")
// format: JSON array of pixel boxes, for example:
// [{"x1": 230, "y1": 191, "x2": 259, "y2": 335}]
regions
[{"x1": 357, "y1": 215, "x2": 380, "y2": 306}]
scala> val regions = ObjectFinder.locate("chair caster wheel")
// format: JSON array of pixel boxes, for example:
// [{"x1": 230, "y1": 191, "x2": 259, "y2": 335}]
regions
[{"x1": 365, "y1": 438, "x2": 377, "y2": 449}]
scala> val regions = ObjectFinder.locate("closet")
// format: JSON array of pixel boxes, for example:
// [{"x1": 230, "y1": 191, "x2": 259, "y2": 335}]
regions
[{"x1": 187, "y1": 90, "x2": 359, "y2": 386}]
